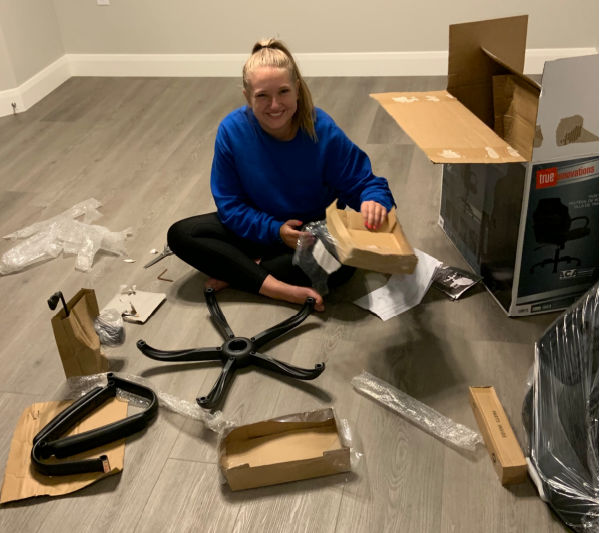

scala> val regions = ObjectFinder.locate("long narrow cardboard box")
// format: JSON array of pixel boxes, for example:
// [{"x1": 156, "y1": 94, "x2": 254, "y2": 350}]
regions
[{"x1": 469, "y1": 386, "x2": 527, "y2": 485}]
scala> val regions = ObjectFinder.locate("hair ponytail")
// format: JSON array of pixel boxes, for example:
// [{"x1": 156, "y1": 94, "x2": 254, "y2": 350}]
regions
[{"x1": 243, "y1": 39, "x2": 317, "y2": 141}]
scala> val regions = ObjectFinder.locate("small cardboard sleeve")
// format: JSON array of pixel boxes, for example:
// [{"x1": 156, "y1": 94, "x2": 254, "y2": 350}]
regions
[
  {"x1": 326, "y1": 202, "x2": 417, "y2": 274},
  {"x1": 219, "y1": 408, "x2": 351, "y2": 491}
]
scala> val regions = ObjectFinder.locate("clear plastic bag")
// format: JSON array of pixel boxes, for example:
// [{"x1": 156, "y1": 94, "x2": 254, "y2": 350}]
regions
[
  {"x1": 292, "y1": 220, "x2": 342, "y2": 295},
  {"x1": 352, "y1": 370, "x2": 483, "y2": 452},
  {"x1": 94, "y1": 308, "x2": 125, "y2": 346},
  {"x1": 0, "y1": 198, "x2": 132, "y2": 274},
  {"x1": 522, "y1": 283, "x2": 598, "y2": 533}
]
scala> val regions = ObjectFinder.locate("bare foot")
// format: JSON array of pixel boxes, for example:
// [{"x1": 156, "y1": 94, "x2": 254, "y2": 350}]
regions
[
  {"x1": 259, "y1": 275, "x2": 324, "y2": 311},
  {"x1": 204, "y1": 277, "x2": 229, "y2": 291}
]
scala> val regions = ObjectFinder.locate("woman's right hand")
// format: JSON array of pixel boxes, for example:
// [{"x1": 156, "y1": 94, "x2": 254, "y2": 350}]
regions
[{"x1": 279, "y1": 219, "x2": 304, "y2": 249}]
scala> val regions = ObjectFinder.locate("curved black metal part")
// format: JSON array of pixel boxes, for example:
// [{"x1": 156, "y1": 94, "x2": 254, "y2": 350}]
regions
[
  {"x1": 47, "y1": 291, "x2": 69, "y2": 317},
  {"x1": 31, "y1": 373, "x2": 158, "y2": 476},
  {"x1": 137, "y1": 288, "x2": 325, "y2": 410}
]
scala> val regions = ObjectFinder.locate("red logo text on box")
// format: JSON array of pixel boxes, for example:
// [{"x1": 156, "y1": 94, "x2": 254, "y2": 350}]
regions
[{"x1": 536, "y1": 167, "x2": 557, "y2": 189}]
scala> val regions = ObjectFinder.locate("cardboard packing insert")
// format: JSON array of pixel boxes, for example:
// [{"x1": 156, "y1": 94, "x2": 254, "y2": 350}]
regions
[
  {"x1": 469, "y1": 386, "x2": 528, "y2": 485},
  {"x1": 326, "y1": 201, "x2": 417, "y2": 274},
  {"x1": 219, "y1": 408, "x2": 351, "y2": 491}
]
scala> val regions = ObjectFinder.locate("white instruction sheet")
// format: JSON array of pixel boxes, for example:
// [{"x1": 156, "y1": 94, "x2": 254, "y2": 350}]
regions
[
  {"x1": 353, "y1": 249, "x2": 442, "y2": 320},
  {"x1": 102, "y1": 290, "x2": 166, "y2": 324}
]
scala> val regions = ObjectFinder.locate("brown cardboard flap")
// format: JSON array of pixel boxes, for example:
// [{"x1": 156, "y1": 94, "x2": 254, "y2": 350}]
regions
[
  {"x1": 0, "y1": 399, "x2": 127, "y2": 503},
  {"x1": 448, "y1": 15, "x2": 528, "y2": 128},
  {"x1": 492, "y1": 74, "x2": 540, "y2": 160},
  {"x1": 482, "y1": 48, "x2": 541, "y2": 91},
  {"x1": 370, "y1": 91, "x2": 527, "y2": 163}
]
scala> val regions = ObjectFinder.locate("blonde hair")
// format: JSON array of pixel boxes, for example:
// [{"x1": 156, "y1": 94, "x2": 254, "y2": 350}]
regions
[{"x1": 243, "y1": 39, "x2": 317, "y2": 141}]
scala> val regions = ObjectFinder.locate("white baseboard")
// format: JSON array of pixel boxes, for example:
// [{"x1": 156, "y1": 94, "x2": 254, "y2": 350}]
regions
[
  {"x1": 1, "y1": 48, "x2": 596, "y2": 118},
  {"x1": 67, "y1": 53, "x2": 248, "y2": 77},
  {"x1": 0, "y1": 56, "x2": 70, "y2": 117}
]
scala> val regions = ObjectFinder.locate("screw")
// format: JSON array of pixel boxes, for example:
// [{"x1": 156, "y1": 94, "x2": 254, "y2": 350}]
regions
[{"x1": 11, "y1": 102, "x2": 16, "y2": 114}]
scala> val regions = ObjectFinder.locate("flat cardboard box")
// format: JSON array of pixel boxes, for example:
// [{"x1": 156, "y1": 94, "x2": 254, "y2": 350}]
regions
[
  {"x1": 469, "y1": 386, "x2": 527, "y2": 485},
  {"x1": 326, "y1": 202, "x2": 417, "y2": 274},
  {"x1": 1, "y1": 399, "x2": 127, "y2": 503},
  {"x1": 219, "y1": 408, "x2": 351, "y2": 491},
  {"x1": 371, "y1": 15, "x2": 598, "y2": 315}
]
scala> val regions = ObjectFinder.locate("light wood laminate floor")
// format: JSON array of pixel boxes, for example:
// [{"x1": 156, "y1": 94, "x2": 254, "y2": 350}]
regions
[{"x1": 0, "y1": 76, "x2": 567, "y2": 532}]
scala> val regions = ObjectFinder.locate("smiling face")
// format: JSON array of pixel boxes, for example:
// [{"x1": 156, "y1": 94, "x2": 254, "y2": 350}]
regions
[{"x1": 244, "y1": 66, "x2": 299, "y2": 141}]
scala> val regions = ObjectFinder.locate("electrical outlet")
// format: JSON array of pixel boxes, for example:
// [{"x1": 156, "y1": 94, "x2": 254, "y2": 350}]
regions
[{"x1": 97, "y1": 0, "x2": 110, "y2": 5}]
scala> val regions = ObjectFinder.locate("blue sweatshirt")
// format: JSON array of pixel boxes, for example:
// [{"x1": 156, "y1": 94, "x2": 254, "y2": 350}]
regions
[{"x1": 211, "y1": 106, "x2": 395, "y2": 244}]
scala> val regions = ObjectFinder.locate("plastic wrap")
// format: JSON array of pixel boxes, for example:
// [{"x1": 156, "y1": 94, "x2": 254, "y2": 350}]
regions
[
  {"x1": 352, "y1": 371, "x2": 483, "y2": 451},
  {"x1": 94, "y1": 309, "x2": 125, "y2": 346},
  {"x1": 0, "y1": 198, "x2": 132, "y2": 274},
  {"x1": 62, "y1": 372, "x2": 234, "y2": 434},
  {"x1": 432, "y1": 264, "x2": 482, "y2": 300},
  {"x1": 523, "y1": 283, "x2": 598, "y2": 533},
  {"x1": 292, "y1": 220, "x2": 342, "y2": 295},
  {"x1": 270, "y1": 408, "x2": 363, "y2": 470}
]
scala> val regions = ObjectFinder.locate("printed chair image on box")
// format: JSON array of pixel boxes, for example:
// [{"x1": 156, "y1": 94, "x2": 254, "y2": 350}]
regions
[
  {"x1": 137, "y1": 288, "x2": 325, "y2": 410},
  {"x1": 530, "y1": 198, "x2": 590, "y2": 274}
]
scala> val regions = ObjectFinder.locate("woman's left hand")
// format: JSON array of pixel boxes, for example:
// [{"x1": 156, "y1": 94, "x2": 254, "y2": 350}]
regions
[
  {"x1": 280, "y1": 219, "x2": 305, "y2": 249},
  {"x1": 361, "y1": 200, "x2": 387, "y2": 230}
]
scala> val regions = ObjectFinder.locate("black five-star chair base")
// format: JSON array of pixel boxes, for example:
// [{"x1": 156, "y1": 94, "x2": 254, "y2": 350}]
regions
[{"x1": 137, "y1": 288, "x2": 325, "y2": 410}]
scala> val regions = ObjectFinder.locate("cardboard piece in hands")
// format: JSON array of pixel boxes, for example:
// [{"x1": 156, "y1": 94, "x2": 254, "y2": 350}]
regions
[
  {"x1": 0, "y1": 398, "x2": 127, "y2": 503},
  {"x1": 326, "y1": 201, "x2": 417, "y2": 274}
]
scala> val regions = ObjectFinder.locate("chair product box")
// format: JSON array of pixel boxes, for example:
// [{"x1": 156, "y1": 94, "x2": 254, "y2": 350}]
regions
[{"x1": 371, "y1": 15, "x2": 598, "y2": 315}]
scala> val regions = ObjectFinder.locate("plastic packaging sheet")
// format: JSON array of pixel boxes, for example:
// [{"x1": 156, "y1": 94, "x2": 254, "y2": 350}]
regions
[
  {"x1": 522, "y1": 284, "x2": 598, "y2": 533},
  {"x1": 292, "y1": 220, "x2": 342, "y2": 295},
  {"x1": 61, "y1": 372, "x2": 234, "y2": 434},
  {"x1": 352, "y1": 371, "x2": 484, "y2": 452},
  {"x1": 270, "y1": 408, "x2": 364, "y2": 470},
  {"x1": 0, "y1": 198, "x2": 132, "y2": 274},
  {"x1": 432, "y1": 264, "x2": 482, "y2": 300}
]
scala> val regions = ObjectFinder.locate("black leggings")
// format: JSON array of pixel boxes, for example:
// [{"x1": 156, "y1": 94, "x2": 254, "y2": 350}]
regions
[{"x1": 167, "y1": 212, "x2": 354, "y2": 294}]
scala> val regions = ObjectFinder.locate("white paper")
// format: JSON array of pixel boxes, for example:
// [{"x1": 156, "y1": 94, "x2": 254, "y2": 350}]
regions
[
  {"x1": 353, "y1": 249, "x2": 442, "y2": 320},
  {"x1": 312, "y1": 238, "x2": 341, "y2": 274},
  {"x1": 102, "y1": 290, "x2": 166, "y2": 324}
]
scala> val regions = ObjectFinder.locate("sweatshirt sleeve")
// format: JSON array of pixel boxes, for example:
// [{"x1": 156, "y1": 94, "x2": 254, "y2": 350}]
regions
[
  {"x1": 210, "y1": 123, "x2": 283, "y2": 244},
  {"x1": 323, "y1": 118, "x2": 395, "y2": 212}
]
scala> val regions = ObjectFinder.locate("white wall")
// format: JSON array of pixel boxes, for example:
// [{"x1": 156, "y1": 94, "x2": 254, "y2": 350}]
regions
[
  {"x1": 0, "y1": 26, "x2": 17, "y2": 92},
  {"x1": 0, "y1": 0, "x2": 64, "y2": 88},
  {"x1": 51, "y1": 0, "x2": 598, "y2": 54},
  {"x1": 0, "y1": 0, "x2": 597, "y2": 115}
]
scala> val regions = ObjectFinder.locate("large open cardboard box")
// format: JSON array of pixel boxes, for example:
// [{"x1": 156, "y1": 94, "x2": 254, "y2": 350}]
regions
[{"x1": 372, "y1": 15, "x2": 598, "y2": 316}]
